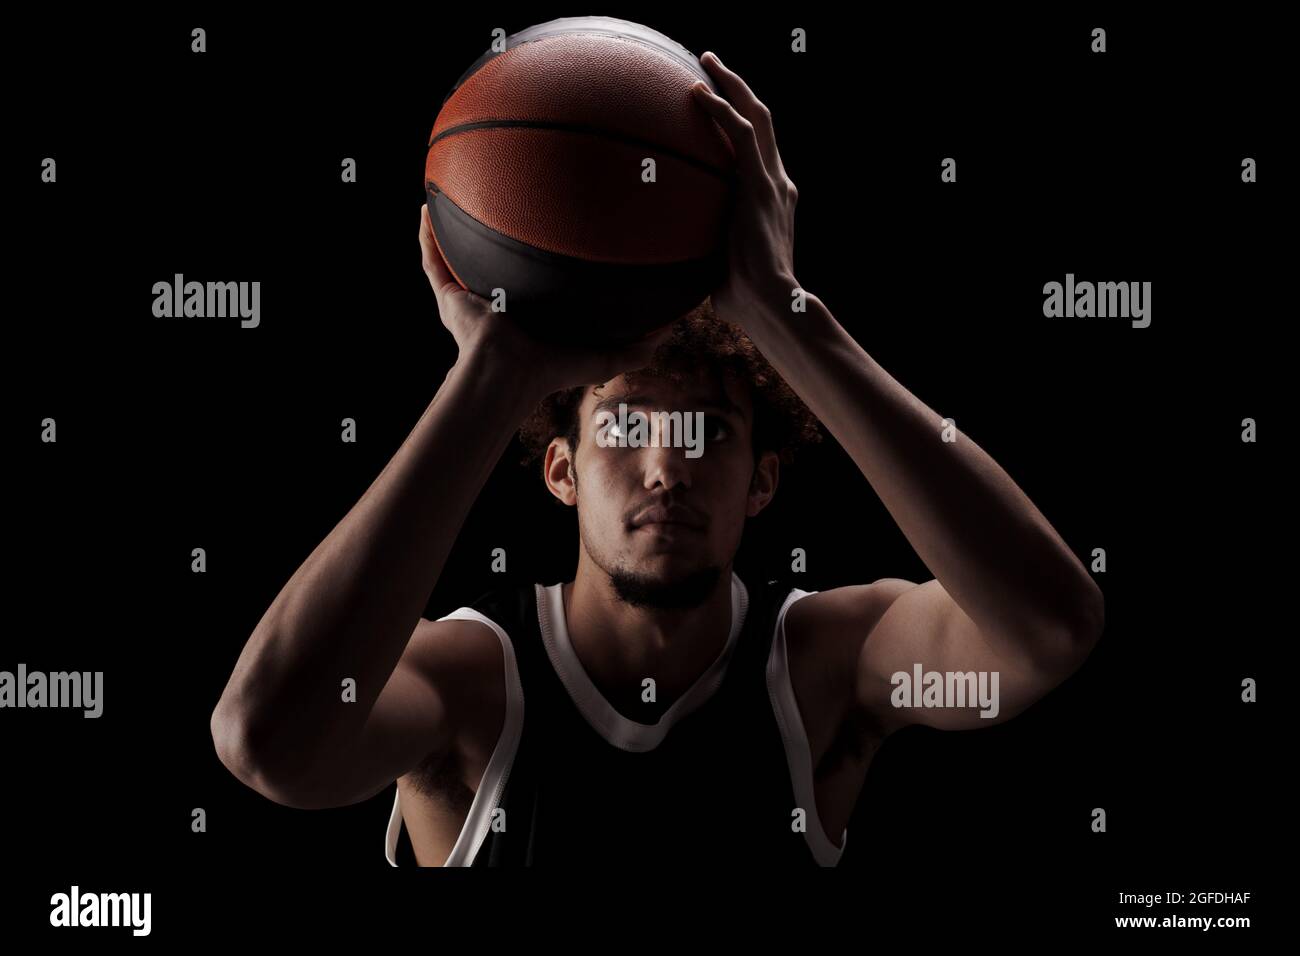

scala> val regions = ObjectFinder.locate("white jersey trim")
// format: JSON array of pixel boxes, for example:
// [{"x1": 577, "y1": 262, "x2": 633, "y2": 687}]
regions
[
  {"x1": 383, "y1": 579, "x2": 847, "y2": 867},
  {"x1": 534, "y1": 572, "x2": 749, "y2": 752},
  {"x1": 384, "y1": 606, "x2": 525, "y2": 867},
  {"x1": 767, "y1": 588, "x2": 848, "y2": 867}
]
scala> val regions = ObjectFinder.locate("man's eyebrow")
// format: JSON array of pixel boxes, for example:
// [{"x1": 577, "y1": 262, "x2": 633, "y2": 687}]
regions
[{"x1": 591, "y1": 394, "x2": 747, "y2": 420}]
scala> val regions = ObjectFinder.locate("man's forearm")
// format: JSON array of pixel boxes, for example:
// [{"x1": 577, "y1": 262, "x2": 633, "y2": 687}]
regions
[
  {"x1": 744, "y1": 278, "x2": 1102, "y2": 647},
  {"x1": 213, "y1": 347, "x2": 540, "y2": 771}
]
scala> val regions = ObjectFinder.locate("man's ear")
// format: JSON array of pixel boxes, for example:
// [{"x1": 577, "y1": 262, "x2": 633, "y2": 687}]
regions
[
  {"x1": 543, "y1": 438, "x2": 578, "y2": 506},
  {"x1": 746, "y1": 450, "x2": 779, "y2": 517}
]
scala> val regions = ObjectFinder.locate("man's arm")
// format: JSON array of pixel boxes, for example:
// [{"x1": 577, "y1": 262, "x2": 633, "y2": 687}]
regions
[
  {"x1": 692, "y1": 54, "x2": 1104, "y2": 733},
  {"x1": 752, "y1": 293, "x2": 1104, "y2": 733},
  {"x1": 210, "y1": 350, "x2": 538, "y2": 807},
  {"x1": 210, "y1": 206, "x2": 671, "y2": 808},
  {"x1": 791, "y1": 577, "x2": 1099, "y2": 735}
]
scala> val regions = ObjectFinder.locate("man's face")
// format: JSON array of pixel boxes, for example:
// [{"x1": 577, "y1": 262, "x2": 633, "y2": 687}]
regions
[{"x1": 543, "y1": 367, "x2": 779, "y2": 609}]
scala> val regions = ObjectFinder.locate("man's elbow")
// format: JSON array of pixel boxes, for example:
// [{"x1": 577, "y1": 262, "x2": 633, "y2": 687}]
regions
[
  {"x1": 211, "y1": 701, "x2": 263, "y2": 791},
  {"x1": 1058, "y1": 581, "x2": 1105, "y2": 666},
  {"x1": 210, "y1": 702, "x2": 292, "y2": 803},
  {"x1": 210, "y1": 701, "x2": 348, "y2": 810},
  {"x1": 1022, "y1": 582, "x2": 1105, "y2": 680}
]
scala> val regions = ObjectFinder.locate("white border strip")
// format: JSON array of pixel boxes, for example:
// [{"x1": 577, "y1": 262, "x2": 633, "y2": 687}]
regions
[
  {"x1": 534, "y1": 574, "x2": 748, "y2": 753},
  {"x1": 385, "y1": 607, "x2": 525, "y2": 867},
  {"x1": 766, "y1": 588, "x2": 848, "y2": 866}
]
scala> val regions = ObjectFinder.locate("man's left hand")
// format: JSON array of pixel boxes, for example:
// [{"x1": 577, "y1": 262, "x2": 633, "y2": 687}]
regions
[{"x1": 690, "y1": 50, "x2": 799, "y2": 331}]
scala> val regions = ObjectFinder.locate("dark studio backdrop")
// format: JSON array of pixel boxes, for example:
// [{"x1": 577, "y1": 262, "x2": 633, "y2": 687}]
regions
[{"x1": 9, "y1": 6, "x2": 1281, "y2": 940}]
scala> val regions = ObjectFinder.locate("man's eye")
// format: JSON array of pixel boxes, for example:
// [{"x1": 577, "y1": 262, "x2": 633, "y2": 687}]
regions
[
  {"x1": 600, "y1": 415, "x2": 728, "y2": 444},
  {"x1": 705, "y1": 416, "x2": 731, "y2": 441}
]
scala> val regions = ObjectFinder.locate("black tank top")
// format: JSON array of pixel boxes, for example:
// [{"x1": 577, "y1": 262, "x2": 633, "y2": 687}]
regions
[{"x1": 384, "y1": 573, "x2": 847, "y2": 867}]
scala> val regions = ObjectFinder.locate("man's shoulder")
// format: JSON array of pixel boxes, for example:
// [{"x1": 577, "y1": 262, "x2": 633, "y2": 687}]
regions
[
  {"x1": 741, "y1": 570, "x2": 808, "y2": 601},
  {"x1": 780, "y1": 577, "x2": 920, "y2": 667},
  {"x1": 409, "y1": 580, "x2": 537, "y2": 663},
  {"x1": 779, "y1": 578, "x2": 918, "y2": 743},
  {"x1": 407, "y1": 614, "x2": 505, "y2": 676},
  {"x1": 786, "y1": 576, "x2": 917, "y2": 623},
  {"x1": 423, "y1": 578, "x2": 547, "y2": 630}
]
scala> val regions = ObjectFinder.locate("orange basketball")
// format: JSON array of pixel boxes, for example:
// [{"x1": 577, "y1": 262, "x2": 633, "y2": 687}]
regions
[{"x1": 425, "y1": 16, "x2": 736, "y2": 344}]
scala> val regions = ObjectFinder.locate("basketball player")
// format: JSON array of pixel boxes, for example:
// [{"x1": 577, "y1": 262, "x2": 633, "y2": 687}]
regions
[{"x1": 210, "y1": 52, "x2": 1104, "y2": 866}]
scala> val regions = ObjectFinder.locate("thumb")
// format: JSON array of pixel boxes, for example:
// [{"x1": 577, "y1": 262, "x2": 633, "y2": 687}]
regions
[{"x1": 419, "y1": 203, "x2": 462, "y2": 301}]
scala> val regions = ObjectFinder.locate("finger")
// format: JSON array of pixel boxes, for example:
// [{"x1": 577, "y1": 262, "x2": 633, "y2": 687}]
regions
[
  {"x1": 696, "y1": 51, "x2": 787, "y2": 181},
  {"x1": 418, "y1": 203, "x2": 459, "y2": 306},
  {"x1": 690, "y1": 80, "x2": 765, "y2": 184}
]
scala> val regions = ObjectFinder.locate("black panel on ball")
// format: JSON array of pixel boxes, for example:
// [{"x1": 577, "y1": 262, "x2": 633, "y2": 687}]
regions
[{"x1": 426, "y1": 187, "x2": 725, "y2": 346}]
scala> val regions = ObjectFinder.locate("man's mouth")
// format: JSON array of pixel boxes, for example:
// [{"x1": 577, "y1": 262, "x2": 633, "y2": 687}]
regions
[
  {"x1": 635, "y1": 521, "x2": 703, "y2": 533},
  {"x1": 630, "y1": 504, "x2": 705, "y2": 531}
]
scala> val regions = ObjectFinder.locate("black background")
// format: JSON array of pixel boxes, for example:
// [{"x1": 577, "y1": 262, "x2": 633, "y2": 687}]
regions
[{"x1": 8, "y1": 6, "x2": 1280, "y2": 941}]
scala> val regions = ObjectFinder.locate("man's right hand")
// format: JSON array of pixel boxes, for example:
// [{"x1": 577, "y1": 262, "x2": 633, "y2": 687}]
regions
[{"x1": 419, "y1": 203, "x2": 674, "y2": 397}]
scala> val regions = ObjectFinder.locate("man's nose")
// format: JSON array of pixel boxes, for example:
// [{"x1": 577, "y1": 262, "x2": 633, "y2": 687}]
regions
[{"x1": 640, "y1": 439, "x2": 693, "y2": 491}]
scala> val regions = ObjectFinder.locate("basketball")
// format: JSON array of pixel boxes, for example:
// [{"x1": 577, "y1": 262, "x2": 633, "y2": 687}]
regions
[{"x1": 424, "y1": 16, "x2": 736, "y2": 345}]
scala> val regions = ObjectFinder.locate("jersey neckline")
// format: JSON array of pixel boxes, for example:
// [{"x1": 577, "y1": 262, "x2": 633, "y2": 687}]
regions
[{"x1": 534, "y1": 573, "x2": 749, "y2": 752}]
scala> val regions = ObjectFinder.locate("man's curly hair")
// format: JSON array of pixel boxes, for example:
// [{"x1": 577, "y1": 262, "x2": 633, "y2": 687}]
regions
[{"x1": 517, "y1": 297, "x2": 823, "y2": 468}]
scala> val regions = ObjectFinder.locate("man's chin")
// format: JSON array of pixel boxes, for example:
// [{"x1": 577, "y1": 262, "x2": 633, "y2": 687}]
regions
[{"x1": 608, "y1": 564, "x2": 723, "y2": 610}]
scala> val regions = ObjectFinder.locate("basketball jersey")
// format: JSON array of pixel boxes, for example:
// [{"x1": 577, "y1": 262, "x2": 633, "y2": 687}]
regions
[{"x1": 383, "y1": 572, "x2": 848, "y2": 867}]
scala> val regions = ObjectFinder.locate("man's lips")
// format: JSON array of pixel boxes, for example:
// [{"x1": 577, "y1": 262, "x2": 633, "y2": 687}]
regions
[{"x1": 630, "y1": 505, "x2": 705, "y2": 530}]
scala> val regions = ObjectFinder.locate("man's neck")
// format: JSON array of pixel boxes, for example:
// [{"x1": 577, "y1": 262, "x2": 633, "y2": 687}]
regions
[{"x1": 561, "y1": 568, "x2": 734, "y2": 717}]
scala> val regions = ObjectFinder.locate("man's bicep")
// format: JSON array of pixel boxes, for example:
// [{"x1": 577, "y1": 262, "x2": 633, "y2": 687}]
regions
[
  {"x1": 287, "y1": 619, "x2": 481, "y2": 809},
  {"x1": 856, "y1": 579, "x2": 1060, "y2": 733},
  {"x1": 341, "y1": 652, "x2": 457, "y2": 801}
]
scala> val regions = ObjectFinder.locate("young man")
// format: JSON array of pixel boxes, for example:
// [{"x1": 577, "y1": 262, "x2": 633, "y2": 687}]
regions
[{"x1": 210, "y1": 52, "x2": 1103, "y2": 867}]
